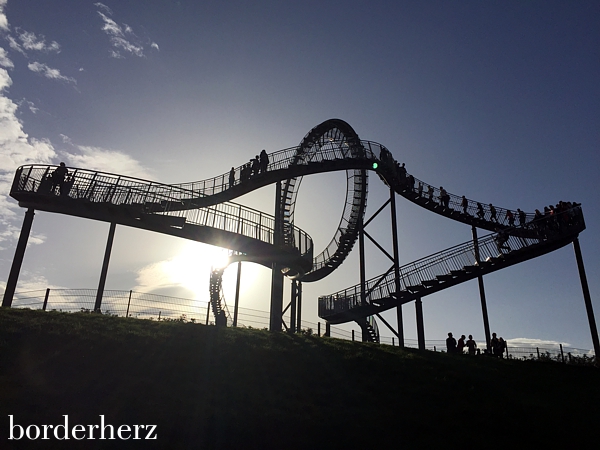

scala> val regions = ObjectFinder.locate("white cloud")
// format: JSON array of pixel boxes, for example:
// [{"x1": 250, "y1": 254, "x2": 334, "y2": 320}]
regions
[
  {"x1": 0, "y1": 46, "x2": 13, "y2": 68},
  {"x1": 151, "y1": 42, "x2": 159, "y2": 51},
  {"x1": 63, "y1": 145, "x2": 152, "y2": 179},
  {"x1": 0, "y1": 67, "x2": 56, "y2": 245},
  {"x1": 6, "y1": 35, "x2": 26, "y2": 56},
  {"x1": 17, "y1": 30, "x2": 60, "y2": 53},
  {"x1": 96, "y1": 7, "x2": 149, "y2": 58},
  {"x1": 0, "y1": 0, "x2": 8, "y2": 32},
  {"x1": 94, "y1": 2, "x2": 113, "y2": 16},
  {"x1": 17, "y1": 98, "x2": 39, "y2": 114},
  {"x1": 28, "y1": 61, "x2": 76, "y2": 84}
]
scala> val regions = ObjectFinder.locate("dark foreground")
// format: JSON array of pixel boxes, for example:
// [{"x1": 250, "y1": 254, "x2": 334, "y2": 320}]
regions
[{"x1": 0, "y1": 308, "x2": 597, "y2": 449}]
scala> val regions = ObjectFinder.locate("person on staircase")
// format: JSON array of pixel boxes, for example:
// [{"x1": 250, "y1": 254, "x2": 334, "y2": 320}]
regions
[
  {"x1": 259, "y1": 149, "x2": 269, "y2": 174},
  {"x1": 489, "y1": 204, "x2": 498, "y2": 222},
  {"x1": 461, "y1": 195, "x2": 469, "y2": 214}
]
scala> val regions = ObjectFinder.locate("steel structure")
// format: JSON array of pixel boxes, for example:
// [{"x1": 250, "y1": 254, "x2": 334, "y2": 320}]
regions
[{"x1": 3, "y1": 119, "x2": 596, "y2": 353}]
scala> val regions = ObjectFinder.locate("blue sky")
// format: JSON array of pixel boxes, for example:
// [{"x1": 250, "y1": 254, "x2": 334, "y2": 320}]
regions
[{"x1": 0, "y1": 0, "x2": 598, "y2": 351}]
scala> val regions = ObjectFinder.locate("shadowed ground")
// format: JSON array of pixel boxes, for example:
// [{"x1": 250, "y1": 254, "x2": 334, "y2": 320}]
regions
[{"x1": 0, "y1": 308, "x2": 597, "y2": 449}]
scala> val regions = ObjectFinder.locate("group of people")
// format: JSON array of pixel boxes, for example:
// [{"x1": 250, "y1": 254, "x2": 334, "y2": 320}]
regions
[
  {"x1": 532, "y1": 201, "x2": 581, "y2": 235},
  {"x1": 446, "y1": 331, "x2": 507, "y2": 357},
  {"x1": 445, "y1": 332, "x2": 479, "y2": 355},
  {"x1": 231, "y1": 149, "x2": 269, "y2": 187}
]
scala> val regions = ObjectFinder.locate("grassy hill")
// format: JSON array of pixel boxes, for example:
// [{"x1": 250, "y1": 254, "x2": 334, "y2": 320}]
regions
[{"x1": 0, "y1": 308, "x2": 598, "y2": 449}]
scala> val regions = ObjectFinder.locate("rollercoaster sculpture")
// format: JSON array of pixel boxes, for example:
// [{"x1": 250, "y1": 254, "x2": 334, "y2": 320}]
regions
[{"x1": 3, "y1": 119, "x2": 595, "y2": 353}]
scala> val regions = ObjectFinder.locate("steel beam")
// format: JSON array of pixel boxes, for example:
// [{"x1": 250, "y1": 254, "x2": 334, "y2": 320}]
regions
[
  {"x1": 415, "y1": 297, "x2": 425, "y2": 350},
  {"x1": 572, "y1": 237, "x2": 600, "y2": 358},
  {"x1": 233, "y1": 261, "x2": 241, "y2": 327},
  {"x1": 2, "y1": 208, "x2": 35, "y2": 308},
  {"x1": 390, "y1": 187, "x2": 404, "y2": 347},
  {"x1": 94, "y1": 222, "x2": 116, "y2": 312},
  {"x1": 269, "y1": 181, "x2": 284, "y2": 331},
  {"x1": 472, "y1": 226, "x2": 492, "y2": 352}
]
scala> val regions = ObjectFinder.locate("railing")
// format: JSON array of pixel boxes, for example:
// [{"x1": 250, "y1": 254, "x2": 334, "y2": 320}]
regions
[
  {"x1": 12, "y1": 165, "x2": 313, "y2": 260},
  {"x1": 9, "y1": 288, "x2": 593, "y2": 364},
  {"x1": 318, "y1": 206, "x2": 585, "y2": 317}
]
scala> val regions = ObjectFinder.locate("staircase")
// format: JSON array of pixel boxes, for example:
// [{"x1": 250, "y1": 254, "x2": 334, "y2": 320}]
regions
[
  {"x1": 319, "y1": 207, "x2": 585, "y2": 324},
  {"x1": 209, "y1": 268, "x2": 231, "y2": 326},
  {"x1": 355, "y1": 316, "x2": 380, "y2": 343}
]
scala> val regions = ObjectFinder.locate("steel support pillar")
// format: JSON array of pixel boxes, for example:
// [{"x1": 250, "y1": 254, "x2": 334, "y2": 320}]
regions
[
  {"x1": 415, "y1": 297, "x2": 425, "y2": 350},
  {"x1": 390, "y1": 187, "x2": 404, "y2": 347},
  {"x1": 296, "y1": 281, "x2": 302, "y2": 331},
  {"x1": 233, "y1": 261, "x2": 241, "y2": 327},
  {"x1": 472, "y1": 226, "x2": 492, "y2": 352},
  {"x1": 94, "y1": 222, "x2": 116, "y2": 312},
  {"x1": 2, "y1": 208, "x2": 35, "y2": 308},
  {"x1": 269, "y1": 181, "x2": 284, "y2": 331},
  {"x1": 290, "y1": 280, "x2": 297, "y2": 333},
  {"x1": 572, "y1": 237, "x2": 600, "y2": 358},
  {"x1": 359, "y1": 217, "x2": 366, "y2": 306}
]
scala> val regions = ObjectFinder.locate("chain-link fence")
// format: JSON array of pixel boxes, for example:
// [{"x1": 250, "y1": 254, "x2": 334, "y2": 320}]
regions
[{"x1": 9, "y1": 288, "x2": 595, "y2": 365}]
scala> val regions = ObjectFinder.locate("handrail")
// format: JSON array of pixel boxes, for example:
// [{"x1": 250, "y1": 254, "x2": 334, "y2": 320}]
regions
[
  {"x1": 11, "y1": 165, "x2": 313, "y2": 261},
  {"x1": 318, "y1": 206, "x2": 585, "y2": 318}
]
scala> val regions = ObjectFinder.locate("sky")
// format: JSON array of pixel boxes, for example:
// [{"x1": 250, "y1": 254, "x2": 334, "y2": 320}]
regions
[{"x1": 0, "y1": 0, "x2": 598, "y2": 351}]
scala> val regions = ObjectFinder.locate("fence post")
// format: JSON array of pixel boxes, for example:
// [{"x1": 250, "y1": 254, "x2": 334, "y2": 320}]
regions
[
  {"x1": 325, "y1": 322, "x2": 330, "y2": 337},
  {"x1": 434, "y1": 346, "x2": 436, "y2": 352},
  {"x1": 158, "y1": 311, "x2": 161, "y2": 321},
  {"x1": 125, "y1": 290, "x2": 132, "y2": 318},
  {"x1": 352, "y1": 330, "x2": 355, "y2": 341},
  {"x1": 560, "y1": 344, "x2": 565, "y2": 363},
  {"x1": 318, "y1": 322, "x2": 321, "y2": 337},
  {"x1": 42, "y1": 288, "x2": 50, "y2": 311},
  {"x1": 206, "y1": 302, "x2": 210, "y2": 325},
  {"x1": 536, "y1": 347, "x2": 540, "y2": 359},
  {"x1": 392, "y1": 337, "x2": 395, "y2": 346}
]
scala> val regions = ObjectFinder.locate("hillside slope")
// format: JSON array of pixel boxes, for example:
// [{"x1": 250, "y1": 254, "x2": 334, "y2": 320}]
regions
[{"x1": 0, "y1": 309, "x2": 597, "y2": 449}]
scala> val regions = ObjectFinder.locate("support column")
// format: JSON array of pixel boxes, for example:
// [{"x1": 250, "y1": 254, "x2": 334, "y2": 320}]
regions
[
  {"x1": 359, "y1": 217, "x2": 366, "y2": 306},
  {"x1": 415, "y1": 297, "x2": 425, "y2": 350},
  {"x1": 233, "y1": 261, "x2": 242, "y2": 327},
  {"x1": 296, "y1": 281, "x2": 302, "y2": 331},
  {"x1": 290, "y1": 280, "x2": 297, "y2": 333},
  {"x1": 390, "y1": 187, "x2": 404, "y2": 347},
  {"x1": 94, "y1": 222, "x2": 116, "y2": 312},
  {"x1": 2, "y1": 208, "x2": 35, "y2": 308},
  {"x1": 269, "y1": 181, "x2": 284, "y2": 331},
  {"x1": 572, "y1": 237, "x2": 600, "y2": 358},
  {"x1": 472, "y1": 226, "x2": 492, "y2": 352}
]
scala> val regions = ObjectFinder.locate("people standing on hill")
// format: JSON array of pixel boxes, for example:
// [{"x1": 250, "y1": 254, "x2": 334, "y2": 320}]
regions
[
  {"x1": 427, "y1": 185, "x2": 434, "y2": 200},
  {"x1": 446, "y1": 332, "x2": 457, "y2": 354},
  {"x1": 466, "y1": 335, "x2": 477, "y2": 355},
  {"x1": 491, "y1": 332, "x2": 499, "y2": 356},
  {"x1": 496, "y1": 337, "x2": 507, "y2": 358},
  {"x1": 461, "y1": 195, "x2": 468, "y2": 214},
  {"x1": 417, "y1": 182, "x2": 423, "y2": 197},
  {"x1": 457, "y1": 335, "x2": 466, "y2": 354}
]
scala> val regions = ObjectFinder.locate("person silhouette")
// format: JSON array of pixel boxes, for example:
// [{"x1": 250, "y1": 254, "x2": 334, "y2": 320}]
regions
[
  {"x1": 51, "y1": 162, "x2": 68, "y2": 195},
  {"x1": 229, "y1": 167, "x2": 235, "y2": 188},
  {"x1": 446, "y1": 332, "x2": 457, "y2": 354},
  {"x1": 466, "y1": 335, "x2": 477, "y2": 355}
]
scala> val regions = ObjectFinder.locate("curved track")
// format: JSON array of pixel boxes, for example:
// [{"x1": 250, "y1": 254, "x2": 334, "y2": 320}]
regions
[{"x1": 10, "y1": 119, "x2": 585, "y2": 329}]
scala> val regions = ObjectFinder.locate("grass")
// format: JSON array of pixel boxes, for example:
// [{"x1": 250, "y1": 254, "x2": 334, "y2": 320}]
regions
[{"x1": 0, "y1": 308, "x2": 598, "y2": 449}]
